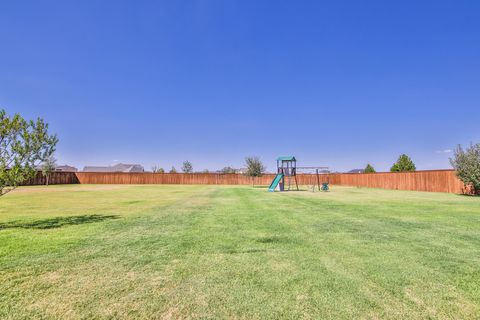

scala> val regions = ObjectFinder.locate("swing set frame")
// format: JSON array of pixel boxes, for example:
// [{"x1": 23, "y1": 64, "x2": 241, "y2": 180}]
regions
[{"x1": 296, "y1": 166, "x2": 330, "y2": 192}]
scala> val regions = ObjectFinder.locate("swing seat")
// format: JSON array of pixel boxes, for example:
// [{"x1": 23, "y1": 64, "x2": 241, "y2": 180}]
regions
[{"x1": 321, "y1": 183, "x2": 329, "y2": 191}]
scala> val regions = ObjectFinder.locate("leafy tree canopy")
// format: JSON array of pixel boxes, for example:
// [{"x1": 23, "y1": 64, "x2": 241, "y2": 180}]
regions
[
  {"x1": 41, "y1": 156, "x2": 56, "y2": 186},
  {"x1": 364, "y1": 164, "x2": 376, "y2": 173},
  {"x1": 390, "y1": 154, "x2": 416, "y2": 172},
  {"x1": 450, "y1": 143, "x2": 480, "y2": 194},
  {"x1": 182, "y1": 160, "x2": 193, "y2": 173},
  {"x1": 245, "y1": 156, "x2": 265, "y2": 178},
  {"x1": 0, "y1": 109, "x2": 58, "y2": 196},
  {"x1": 151, "y1": 166, "x2": 164, "y2": 173},
  {"x1": 221, "y1": 166, "x2": 237, "y2": 174}
]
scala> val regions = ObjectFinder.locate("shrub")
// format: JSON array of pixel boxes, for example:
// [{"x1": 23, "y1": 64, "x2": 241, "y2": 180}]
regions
[
  {"x1": 364, "y1": 164, "x2": 376, "y2": 173},
  {"x1": 450, "y1": 143, "x2": 480, "y2": 194}
]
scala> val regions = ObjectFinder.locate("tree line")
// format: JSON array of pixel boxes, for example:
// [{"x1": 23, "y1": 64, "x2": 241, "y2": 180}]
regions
[
  {"x1": 363, "y1": 154, "x2": 416, "y2": 173},
  {"x1": 150, "y1": 157, "x2": 265, "y2": 176}
]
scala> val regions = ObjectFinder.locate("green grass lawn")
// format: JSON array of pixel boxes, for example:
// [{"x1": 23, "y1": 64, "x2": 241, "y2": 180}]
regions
[{"x1": 1, "y1": 185, "x2": 479, "y2": 319}]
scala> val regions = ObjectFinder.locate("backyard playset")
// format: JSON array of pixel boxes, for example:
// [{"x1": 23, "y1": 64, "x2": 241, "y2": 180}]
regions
[{"x1": 268, "y1": 156, "x2": 330, "y2": 192}]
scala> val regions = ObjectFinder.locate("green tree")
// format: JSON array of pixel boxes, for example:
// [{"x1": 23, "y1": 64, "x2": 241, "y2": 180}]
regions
[
  {"x1": 169, "y1": 166, "x2": 177, "y2": 173},
  {"x1": 0, "y1": 109, "x2": 58, "y2": 196},
  {"x1": 151, "y1": 165, "x2": 164, "y2": 173},
  {"x1": 245, "y1": 156, "x2": 266, "y2": 186},
  {"x1": 390, "y1": 154, "x2": 416, "y2": 172},
  {"x1": 221, "y1": 166, "x2": 236, "y2": 174},
  {"x1": 182, "y1": 160, "x2": 193, "y2": 173},
  {"x1": 364, "y1": 164, "x2": 376, "y2": 173},
  {"x1": 41, "y1": 156, "x2": 56, "y2": 186},
  {"x1": 450, "y1": 143, "x2": 480, "y2": 194}
]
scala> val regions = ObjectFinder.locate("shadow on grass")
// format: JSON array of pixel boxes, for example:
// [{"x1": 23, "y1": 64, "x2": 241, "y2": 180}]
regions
[
  {"x1": 0, "y1": 214, "x2": 119, "y2": 230},
  {"x1": 256, "y1": 236, "x2": 285, "y2": 244},
  {"x1": 223, "y1": 248, "x2": 267, "y2": 254}
]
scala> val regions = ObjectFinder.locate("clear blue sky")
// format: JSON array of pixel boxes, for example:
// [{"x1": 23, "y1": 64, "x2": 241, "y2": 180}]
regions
[{"x1": 1, "y1": 1, "x2": 479, "y2": 172}]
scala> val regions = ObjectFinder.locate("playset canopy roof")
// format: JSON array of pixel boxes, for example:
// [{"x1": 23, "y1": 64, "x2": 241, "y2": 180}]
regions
[{"x1": 276, "y1": 156, "x2": 296, "y2": 161}]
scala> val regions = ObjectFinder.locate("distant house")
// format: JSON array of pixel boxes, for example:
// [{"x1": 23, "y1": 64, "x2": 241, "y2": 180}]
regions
[
  {"x1": 55, "y1": 165, "x2": 78, "y2": 172},
  {"x1": 216, "y1": 168, "x2": 246, "y2": 174},
  {"x1": 347, "y1": 169, "x2": 365, "y2": 174},
  {"x1": 83, "y1": 163, "x2": 144, "y2": 173}
]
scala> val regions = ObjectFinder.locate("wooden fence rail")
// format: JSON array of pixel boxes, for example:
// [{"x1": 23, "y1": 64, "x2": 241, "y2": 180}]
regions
[{"x1": 21, "y1": 170, "x2": 469, "y2": 194}]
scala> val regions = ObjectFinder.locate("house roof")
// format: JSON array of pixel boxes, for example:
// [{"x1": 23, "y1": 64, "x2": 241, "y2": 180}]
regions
[
  {"x1": 276, "y1": 156, "x2": 296, "y2": 161},
  {"x1": 83, "y1": 166, "x2": 115, "y2": 172},
  {"x1": 111, "y1": 163, "x2": 144, "y2": 172},
  {"x1": 347, "y1": 169, "x2": 365, "y2": 173},
  {"x1": 83, "y1": 163, "x2": 144, "y2": 173},
  {"x1": 55, "y1": 165, "x2": 78, "y2": 172}
]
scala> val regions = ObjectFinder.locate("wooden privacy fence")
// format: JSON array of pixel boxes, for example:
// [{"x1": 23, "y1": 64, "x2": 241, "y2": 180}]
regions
[
  {"x1": 21, "y1": 170, "x2": 469, "y2": 194},
  {"x1": 327, "y1": 170, "x2": 467, "y2": 194},
  {"x1": 75, "y1": 170, "x2": 467, "y2": 194},
  {"x1": 75, "y1": 172, "x2": 277, "y2": 185},
  {"x1": 21, "y1": 171, "x2": 79, "y2": 186},
  {"x1": 74, "y1": 172, "x2": 336, "y2": 185}
]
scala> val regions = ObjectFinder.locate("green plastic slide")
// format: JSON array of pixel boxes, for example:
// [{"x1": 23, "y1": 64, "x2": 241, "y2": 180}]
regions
[{"x1": 268, "y1": 173, "x2": 284, "y2": 192}]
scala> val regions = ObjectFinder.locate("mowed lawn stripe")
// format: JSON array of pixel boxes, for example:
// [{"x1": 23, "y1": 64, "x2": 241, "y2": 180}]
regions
[{"x1": 0, "y1": 185, "x2": 479, "y2": 319}]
